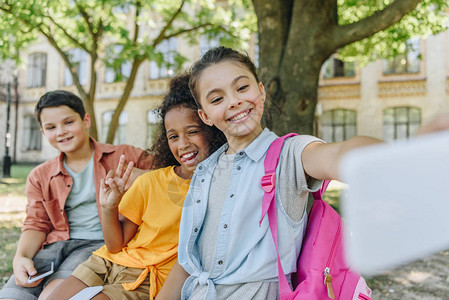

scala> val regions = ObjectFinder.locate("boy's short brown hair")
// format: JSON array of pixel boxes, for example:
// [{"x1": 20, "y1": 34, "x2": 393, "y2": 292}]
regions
[{"x1": 35, "y1": 90, "x2": 86, "y2": 126}]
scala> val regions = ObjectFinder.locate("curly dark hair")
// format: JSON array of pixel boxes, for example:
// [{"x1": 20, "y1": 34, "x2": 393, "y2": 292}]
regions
[{"x1": 149, "y1": 72, "x2": 226, "y2": 169}]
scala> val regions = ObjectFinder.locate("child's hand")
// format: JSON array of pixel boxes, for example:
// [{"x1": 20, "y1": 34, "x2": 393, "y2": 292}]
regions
[
  {"x1": 13, "y1": 256, "x2": 41, "y2": 287},
  {"x1": 100, "y1": 155, "x2": 133, "y2": 211}
]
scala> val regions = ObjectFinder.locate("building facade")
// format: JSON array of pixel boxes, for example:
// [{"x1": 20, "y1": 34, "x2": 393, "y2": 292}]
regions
[{"x1": 1, "y1": 28, "x2": 448, "y2": 164}]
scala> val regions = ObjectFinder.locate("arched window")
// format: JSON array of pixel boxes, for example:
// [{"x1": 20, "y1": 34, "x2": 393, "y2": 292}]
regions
[
  {"x1": 64, "y1": 48, "x2": 88, "y2": 86},
  {"x1": 383, "y1": 107, "x2": 421, "y2": 142},
  {"x1": 321, "y1": 55, "x2": 355, "y2": 79},
  {"x1": 104, "y1": 45, "x2": 132, "y2": 83},
  {"x1": 27, "y1": 53, "x2": 47, "y2": 88},
  {"x1": 146, "y1": 109, "x2": 161, "y2": 147},
  {"x1": 102, "y1": 111, "x2": 128, "y2": 145},
  {"x1": 199, "y1": 34, "x2": 221, "y2": 57},
  {"x1": 382, "y1": 38, "x2": 420, "y2": 75},
  {"x1": 149, "y1": 38, "x2": 178, "y2": 79},
  {"x1": 22, "y1": 115, "x2": 42, "y2": 151},
  {"x1": 321, "y1": 109, "x2": 357, "y2": 142}
]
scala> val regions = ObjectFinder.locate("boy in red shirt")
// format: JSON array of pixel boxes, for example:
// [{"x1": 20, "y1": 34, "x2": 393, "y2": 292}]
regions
[{"x1": 0, "y1": 90, "x2": 151, "y2": 300}]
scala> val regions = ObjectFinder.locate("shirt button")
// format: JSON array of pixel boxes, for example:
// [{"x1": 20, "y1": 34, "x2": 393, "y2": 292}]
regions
[
  {"x1": 239, "y1": 152, "x2": 244, "y2": 156},
  {"x1": 230, "y1": 194, "x2": 234, "y2": 198},
  {"x1": 237, "y1": 166, "x2": 241, "y2": 170},
  {"x1": 199, "y1": 166, "x2": 202, "y2": 170},
  {"x1": 196, "y1": 200, "x2": 201, "y2": 203},
  {"x1": 201, "y1": 179, "x2": 205, "y2": 182},
  {"x1": 218, "y1": 260, "x2": 223, "y2": 265},
  {"x1": 223, "y1": 224, "x2": 228, "y2": 228},
  {"x1": 194, "y1": 228, "x2": 198, "y2": 233}
]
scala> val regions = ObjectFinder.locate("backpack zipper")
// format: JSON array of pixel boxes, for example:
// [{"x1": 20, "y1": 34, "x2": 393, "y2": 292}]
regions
[
  {"x1": 323, "y1": 220, "x2": 342, "y2": 299},
  {"x1": 358, "y1": 293, "x2": 372, "y2": 300}
]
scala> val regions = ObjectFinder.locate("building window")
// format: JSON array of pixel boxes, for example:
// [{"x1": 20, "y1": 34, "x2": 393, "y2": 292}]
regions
[
  {"x1": 321, "y1": 56, "x2": 356, "y2": 79},
  {"x1": 64, "y1": 49, "x2": 88, "y2": 86},
  {"x1": 104, "y1": 45, "x2": 132, "y2": 83},
  {"x1": 146, "y1": 109, "x2": 161, "y2": 147},
  {"x1": 382, "y1": 39, "x2": 420, "y2": 75},
  {"x1": 199, "y1": 34, "x2": 221, "y2": 57},
  {"x1": 27, "y1": 53, "x2": 47, "y2": 88},
  {"x1": 22, "y1": 115, "x2": 42, "y2": 151},
  {"x1": 102, "y1": 111, "x2": 128, "y2": 145},
  {"x1": 383, "y1": 107, "x2": 420, "y2": 142},
  {"x1": 321, "y1": 109, "x2": 356, "y2": 142},
  {"x1": 149, "y1": 38, "x2": 178, "y2": 79}
]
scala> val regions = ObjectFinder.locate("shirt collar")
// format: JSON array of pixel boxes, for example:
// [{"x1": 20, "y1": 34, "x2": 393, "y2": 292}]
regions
[
  {"x1": 49, "y1": 137, "x2": 106, "y2": 177},
  {"x1": 242, "y1": 128, "x2": 277, "y2": 162},
  {"x1": 196, "y1": 128, "x2": 277, "y2": 174}
]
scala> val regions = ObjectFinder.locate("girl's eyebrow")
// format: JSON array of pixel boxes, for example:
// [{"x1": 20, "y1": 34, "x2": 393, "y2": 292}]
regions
[
  {"x1": 205, "y1": 75, "x2": 249, "y2": 99},
  {"x1": 166, "y1": 124, "x2": 201, "y2": 134}
]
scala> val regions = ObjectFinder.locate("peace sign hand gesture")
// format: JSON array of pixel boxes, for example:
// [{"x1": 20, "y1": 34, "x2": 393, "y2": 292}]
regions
[{"x1": 100, "y1": 155, "x2": 134, "y2": 211}]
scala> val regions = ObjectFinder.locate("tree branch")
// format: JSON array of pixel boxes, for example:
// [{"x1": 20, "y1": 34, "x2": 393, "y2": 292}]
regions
[
  {"x1": 153, "y1": 0, "x2": 186, "y2": 45},
  {"x1": 45, "y1": 13, "x2": 88, "y2": 51},
  {"x1": 334, "y1": 0, "x2": 422, "y2": 48},
  {"x1": 132, "y1": 1, "x2": 141, "y2": 44},
  {"x1": 75, "y1": 1, "x2": 96, "y2": 41},
  {"x1": 164, "y1": 23, "x2": 213, "y2": 39}
]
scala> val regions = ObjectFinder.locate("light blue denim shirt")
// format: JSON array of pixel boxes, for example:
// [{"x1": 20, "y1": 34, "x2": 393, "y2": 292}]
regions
[{"x1": 178, "y1": 129, "x2": 311, "y2": 299}]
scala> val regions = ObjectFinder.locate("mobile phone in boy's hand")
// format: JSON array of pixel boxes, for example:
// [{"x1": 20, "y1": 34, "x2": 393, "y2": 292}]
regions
[{"x1": 27, "y1": 262, "x2": 54, "y2": 283}]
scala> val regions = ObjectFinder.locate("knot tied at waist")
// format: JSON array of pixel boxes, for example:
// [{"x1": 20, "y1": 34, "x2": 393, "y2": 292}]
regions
[
  {"x1": 122, "y1": 265, "x2": 158, "y2": 300},
  {"x1": 198, "y1": 271, "x2": 210, "y2": 285},
  {"x1": 182, "y1": 272, "x2": 217, "y2": 299}
]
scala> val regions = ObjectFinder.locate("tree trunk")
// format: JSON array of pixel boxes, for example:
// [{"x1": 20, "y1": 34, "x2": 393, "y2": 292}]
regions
[
  {"x1": 254, "y1": 0, "x2": 336, "y2": 135},
  {"x1": 83, "y1": 94, "x2": 98, "y2": 140},
  {"x1": 253, "y1": 0, "x2": 422, "y2": 136},
  {"x1": 106, "y1": 58, "x2": 144, "y2": 144}
]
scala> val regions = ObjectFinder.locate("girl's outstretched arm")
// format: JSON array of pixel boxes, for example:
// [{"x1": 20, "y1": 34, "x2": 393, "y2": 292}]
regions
[
  {"x1": 302, "y1": 136, "x2": 383, "y2": 181},
  {"x1": 100, "y1": 155, "x2": 139, "y2": 253},
  {"x1": 303, "y1": 111, "x2": 449, "y2": 181},
  {"x1": 157, "y1": 260, "x2": 190, "y2": 300}
]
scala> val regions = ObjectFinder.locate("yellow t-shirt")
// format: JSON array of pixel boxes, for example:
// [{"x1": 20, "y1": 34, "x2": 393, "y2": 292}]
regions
[{"x1": 94, "y1": 166, "x2": 190, "y2": 299}]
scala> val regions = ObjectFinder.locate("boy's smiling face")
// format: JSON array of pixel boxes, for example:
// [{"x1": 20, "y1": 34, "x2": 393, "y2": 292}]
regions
[{"x1": 40, "y1": 105, "x2": 91, "y2": 156}]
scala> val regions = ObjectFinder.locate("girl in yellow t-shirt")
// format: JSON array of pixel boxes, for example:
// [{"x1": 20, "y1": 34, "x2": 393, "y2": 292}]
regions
[{"x1": 47, "y1": 73, "x2": 226, "y2": 300}]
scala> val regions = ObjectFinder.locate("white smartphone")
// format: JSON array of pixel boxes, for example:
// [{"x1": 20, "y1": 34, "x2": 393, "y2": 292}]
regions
[
  {"x1": 27, "y1": 262, "x2": 54, "y2": 283},
  {"x1": 69, "y1": 286, "x2": 104, "y2": 300},
  {"x1": 340, "y1": 129, "x2": 449, "y2": 275}
]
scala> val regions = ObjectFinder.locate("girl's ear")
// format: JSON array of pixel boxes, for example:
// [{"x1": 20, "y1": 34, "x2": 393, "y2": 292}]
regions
[
  {"x1": 198, "y1": 109, "x2": 213, "y2": 126},
  {"x1": 83, "y1": 113, "x2": 92, "y2": 129},
  {"x1": 259, "y1": 82, "x2": 266, "y2": 103}
]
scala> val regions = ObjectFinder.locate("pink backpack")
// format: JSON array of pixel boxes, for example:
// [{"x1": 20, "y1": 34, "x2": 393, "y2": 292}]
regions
[{"x1": 260, "y1": 133, "x2": 372, "y2": 300}]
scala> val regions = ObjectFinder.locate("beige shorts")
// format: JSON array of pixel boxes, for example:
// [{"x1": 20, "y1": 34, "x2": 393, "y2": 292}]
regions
[{"x1": 72, "y1": 255, "x2": 150, "y2": 300}]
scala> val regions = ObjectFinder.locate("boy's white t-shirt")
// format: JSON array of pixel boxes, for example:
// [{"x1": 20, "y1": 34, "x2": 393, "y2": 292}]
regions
[{"x1": 63, "y1": 153, "x2": 104, "y2": 240}]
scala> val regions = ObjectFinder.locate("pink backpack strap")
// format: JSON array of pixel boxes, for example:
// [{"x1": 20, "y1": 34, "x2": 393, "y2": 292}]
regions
[
  {"x1": 260, "y1": 133, "x2": 332, "y2": 297},
  {"x1": 312, "y1": 180, "x2": 331, "y2": 200},
  {"x1": 259, "y1": 133, "x2": 297, "y2": 296}
]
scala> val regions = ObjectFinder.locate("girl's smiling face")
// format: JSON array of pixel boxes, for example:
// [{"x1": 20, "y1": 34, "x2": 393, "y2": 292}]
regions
[
  {"x1": 165, "y1": 106, "x2": 210, "y2": 179},
  {"x1": 196, "y1": 61, "x2": 265, "y2": 152}
]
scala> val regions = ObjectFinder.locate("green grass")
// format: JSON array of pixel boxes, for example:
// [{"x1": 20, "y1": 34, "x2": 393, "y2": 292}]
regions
[
  {"x1": 0, "y1": 163, "x2": 37, "y2": 195},
  {"x1": 0, "y1": 163, "x2": 35, "y2": 288}
]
